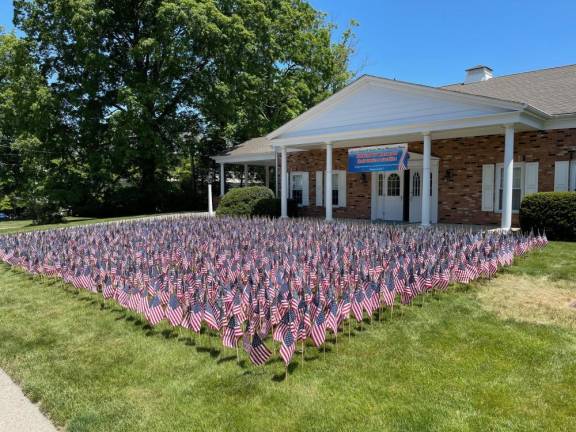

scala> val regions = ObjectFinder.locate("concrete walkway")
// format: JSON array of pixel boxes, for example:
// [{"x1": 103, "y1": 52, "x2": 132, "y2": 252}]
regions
[{"x1": 0, "y1": 369, "x2": 58, "y2": 432}]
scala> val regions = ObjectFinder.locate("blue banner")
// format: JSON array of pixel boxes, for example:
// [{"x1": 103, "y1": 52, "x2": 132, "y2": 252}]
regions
[{"x1": 348, "y1": 144, "x2": 409, "y2": 173}]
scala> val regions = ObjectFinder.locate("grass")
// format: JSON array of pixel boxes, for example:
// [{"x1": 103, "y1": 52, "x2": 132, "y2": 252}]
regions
[{"x1": 0, "y1": 217, "x2": 575, "y2": 432}]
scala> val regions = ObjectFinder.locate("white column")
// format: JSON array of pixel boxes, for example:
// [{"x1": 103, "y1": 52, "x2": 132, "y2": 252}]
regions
[
  {"x1": 275, "y1": 151, "x2": 279, "y2": 197},
  {"x1": 219, "y1": 163, "x2": 225, "y2": 196},
  {"x1": 244, "y1": 164, "x2": 249, "y2": 186},
  {"x1": 265, "y1": 165, "x2": 270, "y2": 189},
  {"x1": 421, "y1": 132, "x2": 431, "y2": 226},
  {"x1": 280, "y1": 147, "x2": 288, "y2": 218},
  {"x1": 501, "y1": 125, "x2": 515, "y2": 230},
  {"x1": 207, "y1": 183, "x2": 214, "y2": 216},
  {"x1": 325, "y1": 142, "x2": 333, "y2": 221}
]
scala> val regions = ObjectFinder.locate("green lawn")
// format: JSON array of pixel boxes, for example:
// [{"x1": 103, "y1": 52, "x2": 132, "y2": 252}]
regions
[{"x1": 0, "y1": 218, "x2": 575, "y2": 432}]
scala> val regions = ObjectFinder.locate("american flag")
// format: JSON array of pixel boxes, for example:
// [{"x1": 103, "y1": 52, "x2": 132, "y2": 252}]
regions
[{"x1": 0, "y1": 215, "x2": 544, "y2": 367}]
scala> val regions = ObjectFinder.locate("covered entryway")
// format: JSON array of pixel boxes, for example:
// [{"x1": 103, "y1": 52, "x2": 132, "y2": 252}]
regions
[{"x1": 370, "y1": 152, "x2": 439, "y2": 222}]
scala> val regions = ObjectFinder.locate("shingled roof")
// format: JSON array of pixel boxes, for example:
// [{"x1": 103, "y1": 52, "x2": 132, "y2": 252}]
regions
[
  {"x1": 442, "y1": 64, "x2": 576, "y2": 116},
  {"x1": 216, "y1": 137, "x2": 273, "y2": 157}
]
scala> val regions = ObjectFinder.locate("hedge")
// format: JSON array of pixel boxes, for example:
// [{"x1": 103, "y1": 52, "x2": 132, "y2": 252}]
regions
[
  {"x1": 519, "y1": 192, "x2": 576, "y2": 241},
  {"x1": 216, "y1": 186, "x2": 275, "y2": 216},
  {"x1": 252, "y1": 198, "x2": 299, "y2": 218}
]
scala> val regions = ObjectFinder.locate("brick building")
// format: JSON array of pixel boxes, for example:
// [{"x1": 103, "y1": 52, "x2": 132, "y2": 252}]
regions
[{"x1": 213, "y1": 65, "x2": 576, "y2": 228}]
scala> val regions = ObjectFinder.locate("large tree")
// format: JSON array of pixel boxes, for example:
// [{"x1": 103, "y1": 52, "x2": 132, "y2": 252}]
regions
[{"x1": 10, "y1": 0, "x2": 355, "y2": 213}]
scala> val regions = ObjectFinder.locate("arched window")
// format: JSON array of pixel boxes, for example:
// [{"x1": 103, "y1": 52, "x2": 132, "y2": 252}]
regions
[
  {"x1": 387, "y1": 173, "x2": 400, "y2": 196},
  {"x1": 412, "y1": 172, "x2": 421, "y2": 197},
  {"x1": 377, "y1": 174, "x2": 384, "y2": 196}
]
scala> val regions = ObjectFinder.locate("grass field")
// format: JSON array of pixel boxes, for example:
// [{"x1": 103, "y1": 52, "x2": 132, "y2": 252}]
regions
[{"x1": 0, "y1": 217, "x2": 575, "y2": 432}]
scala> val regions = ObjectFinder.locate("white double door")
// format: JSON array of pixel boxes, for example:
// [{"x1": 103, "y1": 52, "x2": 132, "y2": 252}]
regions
[
  {"x1": 373, "y1": 171, "x2": 404, "y2": 221},
  {"x1": 371, "y1": 167, "x2": 434, "y2": 222}
]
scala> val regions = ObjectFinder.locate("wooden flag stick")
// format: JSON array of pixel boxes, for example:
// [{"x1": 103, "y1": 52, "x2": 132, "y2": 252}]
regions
[
  {"x1": 301, "y1": 341, "x2": 305, "y2": 366},
  {"x1": 285, "y1": 364, "x2": 288, "y2": 381},
  {"x1": 236, "y1": 340, "x2": 240, "y2": 364},
  {"x1": 335, "y1": 331, "x2": 338, "y2": 354},
  {"x1": 348, "y1": 318, "x2": 351, "y2": 340}
]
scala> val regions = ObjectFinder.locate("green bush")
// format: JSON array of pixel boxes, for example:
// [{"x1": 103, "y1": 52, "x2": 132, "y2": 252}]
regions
[
  {"x1": 216, "y1": 186, "x2": 275, "y2": 216},
  {"x1": 26, "y1": 200, "x2": 64, "y2": 225},
  {"x1": 253, "y1": 198, "x2": 299, "y2": 218},
  {"x1": 519, "y1": 192, "x2": 576, "y2": 241}
]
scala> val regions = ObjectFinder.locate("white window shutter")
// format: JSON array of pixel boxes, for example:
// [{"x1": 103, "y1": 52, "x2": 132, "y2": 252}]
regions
[
  {"x1": 302, "y1": 172, "x2": 309, "y2": 206},
  {"x1": 315, "y1": 171, "x2": 323, "y2": 206},
  {"x1": 524, "y1": 162, "x2": 538, "y2": 195},
  {"x1": 554, "y1": 161, "x2": 569, "y2": 191},
  {"x1": 481, "y1": 164, "x2": 495, "y2": 211},
  {"x1": 338, "y1": 170, "x2": 347, "y2": 207}
]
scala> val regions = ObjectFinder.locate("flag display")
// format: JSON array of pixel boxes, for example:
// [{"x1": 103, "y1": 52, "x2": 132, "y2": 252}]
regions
[{"x1": 0, "y1": 215, "x2": 547, "y2": 367}]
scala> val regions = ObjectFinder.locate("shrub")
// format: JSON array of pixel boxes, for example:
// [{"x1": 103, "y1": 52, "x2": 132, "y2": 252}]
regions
[
  {"x1": 26, "y1": 200, "x2": 64, "y2": 225},
  {"x1": 216, "y1": 186, "x2": 274, "y2": 216},
  {"x1": 253, "y1": 198, "x2": 299, "y2": 218},
  {"x1": 519, "y1": 192, "x2": 576, "y2": 241}
]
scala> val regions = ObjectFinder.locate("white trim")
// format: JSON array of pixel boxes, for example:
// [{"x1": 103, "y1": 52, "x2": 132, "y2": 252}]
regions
[
  {"x1": 545, "y1": 115, "x2": 576, "y2": 130},
  {"x1": 212, "y1": 153, "x2": 276, "y2": 164},
  {"x1": 271, "y1": 111, "x2": 537, "y2": 148}
]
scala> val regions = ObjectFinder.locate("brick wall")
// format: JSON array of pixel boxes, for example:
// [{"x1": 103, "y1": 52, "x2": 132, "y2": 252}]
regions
[{"x1": 287, "y1": 128, "x2": 576, "y2": 225}]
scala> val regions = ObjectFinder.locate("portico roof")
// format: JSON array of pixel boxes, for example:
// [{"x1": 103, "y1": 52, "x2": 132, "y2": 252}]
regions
[{"x1": 265, "y1": 75, "x2": 552, "y2": 148}]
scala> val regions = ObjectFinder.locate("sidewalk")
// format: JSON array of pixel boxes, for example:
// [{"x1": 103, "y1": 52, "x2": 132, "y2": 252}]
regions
[{"x1": 0, "y1": 369, "x2": 58, "y2": 432}]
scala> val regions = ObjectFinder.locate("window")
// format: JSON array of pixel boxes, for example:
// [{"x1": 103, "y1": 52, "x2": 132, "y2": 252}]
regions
[
  {"x1": 320, "y1": 170, "x2": 346, "y2": 207},
  {"x1": 378, "y1": 174, "x2": 384, "y2": 196},
  {"x1": 290, "y1": 172, "x2": 309, "y2": 206},
  {"x1": 292, "y1": 174, "x2": 303, "y2": 205},
  {"x1": 498, "y1": 166, "x2": 522, "y2": 211},
  {"x1": 387, "y1": 173, "x2": 400, "y2": 196},
  {"x1": 412, "y1": 172, "x2": 420, "y2": 197}
]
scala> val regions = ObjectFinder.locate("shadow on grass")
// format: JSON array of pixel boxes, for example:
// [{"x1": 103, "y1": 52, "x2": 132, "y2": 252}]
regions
[
  {"x1": 271, "y1": 362, "x2": 299, "y2": 382},
  {"x1": 1, "y1": 261, "x2": 480, "y2": 377}
]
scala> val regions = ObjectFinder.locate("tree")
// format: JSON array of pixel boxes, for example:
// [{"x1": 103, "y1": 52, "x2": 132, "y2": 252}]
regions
[{"x1": 9, "y1": 0, "x2": 355, "y2": 214}]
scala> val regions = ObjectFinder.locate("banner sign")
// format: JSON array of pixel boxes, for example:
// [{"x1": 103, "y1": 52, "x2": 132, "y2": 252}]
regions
[{"x1": 347, "y1": 144, "x2": 409, "y2": 173}]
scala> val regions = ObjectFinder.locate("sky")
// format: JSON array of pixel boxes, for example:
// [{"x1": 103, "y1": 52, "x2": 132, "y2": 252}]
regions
[{"x1": 1, "y1": 0, "x2": 574, "y2": 87}]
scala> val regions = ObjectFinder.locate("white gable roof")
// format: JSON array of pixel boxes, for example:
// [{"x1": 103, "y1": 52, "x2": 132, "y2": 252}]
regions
[{"x1": 267, "y1": 75, "x2": 534, "y2": 144}]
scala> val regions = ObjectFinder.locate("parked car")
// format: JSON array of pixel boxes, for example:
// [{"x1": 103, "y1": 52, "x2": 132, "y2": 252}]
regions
[{"x1": 0, "y1": 212, "x2": 10, "y2": 221}]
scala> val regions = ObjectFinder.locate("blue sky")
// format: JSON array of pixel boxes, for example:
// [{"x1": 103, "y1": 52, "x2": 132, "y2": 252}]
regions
[{"x1": 1, "y1": 1, "x2": 574, "y2": 86}]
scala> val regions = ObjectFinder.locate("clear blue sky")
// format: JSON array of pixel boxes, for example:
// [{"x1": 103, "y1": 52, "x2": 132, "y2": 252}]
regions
[{"x1": 1, "y1": 1, "x2": 574, "y2": 86}]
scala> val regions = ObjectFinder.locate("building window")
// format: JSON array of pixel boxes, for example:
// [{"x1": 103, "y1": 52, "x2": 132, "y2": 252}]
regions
[
  {"x1": 290, "y1": 171, "x2": 309, "y2": 206},
  {"x1": 498, "y1": 166, "x2": 522, "y2": 211},
  {"x1": 292, "y1": 174, "x2": 303, "y2": 205},
  {"x1": 332, "y1": 172, "x2": 339, "y2": 206},
  {"x1": 412, "y1": 172, "x2": 420, "y2": 197},
  {"x1": 378, "y1": 174, "x2": 384, "y2": 196},
  {"x1": 387, "y1": 173, "x2": 400, "y2": 196}
]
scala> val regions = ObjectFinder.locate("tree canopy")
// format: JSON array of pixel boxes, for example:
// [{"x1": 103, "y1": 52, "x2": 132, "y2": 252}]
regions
[{"x1": 1, "y1": 0, "x2": 355, "y2": 217}]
